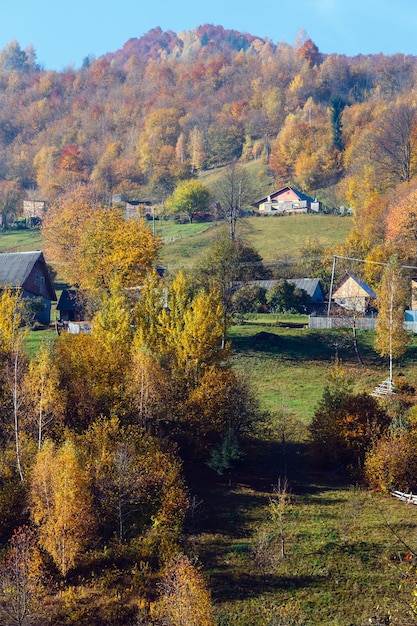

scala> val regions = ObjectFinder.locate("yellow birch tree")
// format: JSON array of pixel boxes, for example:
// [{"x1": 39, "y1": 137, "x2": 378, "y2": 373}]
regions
[
  {"x1": 375, "y1": 256, "x2": 409, "y2": 389},
  {"x1": 30, "y1": 440, "x2": 95, "y2": 577}
]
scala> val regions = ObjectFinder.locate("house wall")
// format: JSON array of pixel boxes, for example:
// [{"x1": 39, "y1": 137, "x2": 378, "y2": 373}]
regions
[
  {"x1": 22, "y1": 200, "x2": 46, "y2": 219},
  {"x1": 332, "y1": 276, "x2": 369, "y2": 299},
  {"x1": 22, "y1": 291, "x2": 51, "y2": 325},
  {"x1": 23, "y1": 260, "x2": 54, "y2": 301},
  {"x1": 272, "y1": 188, "x2": 302, "y2": 202},
  {"x1": 411, "y1": 278, "x2": 417, "y2": 310},
  {"x1": 260, "y1": 200, "x2": 308, "y2": 214}
]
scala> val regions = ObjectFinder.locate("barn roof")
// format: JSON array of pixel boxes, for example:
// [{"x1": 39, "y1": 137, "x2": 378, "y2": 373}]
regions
[
  {"x1": 0, "y1": 251, "x2": 44, "y2": 287},
  {"x1": 233, "y1": 278, "x2": 324, "y2": 301},
  {"x1": 0, "y1": 251, "x2": 56, "y2": 300}
]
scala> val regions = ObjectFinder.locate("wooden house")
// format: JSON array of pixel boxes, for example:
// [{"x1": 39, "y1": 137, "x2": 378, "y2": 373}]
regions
[
  {"x1": 252, "y1": 186, "x2": 321, "y2": 215},
  {"x1": 56, "y1": 288, "x2": 86, "y2": 322},
  {"x1": 331, "y1": 274, "x2": 376, "y2": 313},
  {"x1": 0, "y1": 251, "x2": 56, "y2": 324}
]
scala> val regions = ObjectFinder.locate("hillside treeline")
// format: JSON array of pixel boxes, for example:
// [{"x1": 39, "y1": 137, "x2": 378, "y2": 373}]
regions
[{"x1": 0, "y1": 27, "x2": 416, "y2": 223}]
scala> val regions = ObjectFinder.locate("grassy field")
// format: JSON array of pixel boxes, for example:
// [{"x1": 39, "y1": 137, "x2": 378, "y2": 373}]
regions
[
  {"x1": 0, "y1": 228, "x2": 42, "y2": 252},
  {"x1": 6, "y1": 214, "x2": 414, "y2": 625},
  {"x1": 0, "y1": 214, "x2": 352, "y2": 274},
  {"x1": 158, "y1": 214, "x2": 353, "y2": 270},
  {"x1": 186, "y1": 320, "x2": 417, "y2": 625}
]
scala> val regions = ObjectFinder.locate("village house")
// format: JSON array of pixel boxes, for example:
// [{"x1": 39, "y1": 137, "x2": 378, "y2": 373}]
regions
[
  {"x1": 22, "y1": 199, "x2": 47, "y2": 225},
  {"x1": 331, "y1": 274, "x2": 376, "y2": 313},
  {"x1": 0, "y1": 251, "x2": 56, "y2": 324},
  {"x1": 252, "y1": 186, "x2": 321, "y2": 215},
  {"x1": 233, "y1": 278, "x2": 325, "y2": 311}
]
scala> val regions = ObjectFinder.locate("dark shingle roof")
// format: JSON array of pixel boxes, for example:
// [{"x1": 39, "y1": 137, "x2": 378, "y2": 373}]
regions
[
  {"x1": 233, "y1": 278, "x2": 324, "y2": 301},
  {"x1": 0, "y1": 251, "x2": 44, "y2": 287}
]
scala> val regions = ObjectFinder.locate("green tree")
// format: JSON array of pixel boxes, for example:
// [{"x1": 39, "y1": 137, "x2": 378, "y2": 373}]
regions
[
  {"x1": 330, "y1": 96, "x2": 346, "y2": 151},
  {"x1": 232, "y1": 283, "x2": 267, "y2": 321},
  {"x1": 267, "y1": 280, "x2": 310, "y2": 316},
  {"x1": 165, "y1": 179, "x2": 211, "y2": 223},
  {"x1": 375, "y1": 256, "x2": 409, "y2": 389},
  {"x1": 195, "y1": 236, "x2": 270, "y2": 344}
]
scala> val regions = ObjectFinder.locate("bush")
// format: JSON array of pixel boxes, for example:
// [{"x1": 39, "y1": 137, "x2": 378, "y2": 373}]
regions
[
  {"x1": 365, "y1": 431, "x2": 417, "y2": 492},
  {"x1": 309, "y1": 367, "x2": 390, "y2": 471}
]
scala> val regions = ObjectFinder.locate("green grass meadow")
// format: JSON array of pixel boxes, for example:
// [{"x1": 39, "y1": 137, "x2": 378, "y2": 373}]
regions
[
  {"x1": 0, "y1": 228, "x2": 42, "y2": 252},
  {"x1": 158, "y1": 214, "x2": 353, "y2": 270},
  {"x1": 194, "y1": 320, "x2": 417, "y2": 625},
  {"x1": 5, "y1": 216, "x2": 417, "y2": 625}
]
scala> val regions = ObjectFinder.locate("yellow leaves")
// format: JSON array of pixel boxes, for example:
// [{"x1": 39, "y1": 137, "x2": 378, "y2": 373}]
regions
[
  {"x1": 375, "y1": 256, "x2": 409, "y2": 359},
  {"x1": 42, "y1": 195, "x2": 161, "y2": 293},
  {"x1": 155, "y1": 554, "x2": 215, "y2": 626},
  {"x1": 0, "y1": 286, "x2": 24, "y2": 355},
  {"x1": 30, "y1": 439, "x2": 95, "y2": 576},
  {"x1": 385, "y1": 182, "x2": 417, "y2": 255},
  {"x1": 160, "y1": 272, "x2": 228, "y2": 382},
  {"x1": 76, "y1": 207, "x2": 161, "y2": 293}
]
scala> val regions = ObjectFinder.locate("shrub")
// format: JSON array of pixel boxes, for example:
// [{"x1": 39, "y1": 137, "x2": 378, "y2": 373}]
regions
[
  {"x1": 309, "y1": 367, "x2": 390, "y2": 471},
  {"x1": 365, "y1": 431, "x2": 417, "y2": 492}
]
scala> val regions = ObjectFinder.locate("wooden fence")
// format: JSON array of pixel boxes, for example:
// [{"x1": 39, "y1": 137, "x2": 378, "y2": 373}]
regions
[
  {"x1": 309, "y1": 317, "x2": 417, "y2": 333},
  {"x1": 391, "y1": 491, "x2": 417, "y2": 505},
  {"x1": 308, "y1": 316, "x2": 376, "y2": 330}
]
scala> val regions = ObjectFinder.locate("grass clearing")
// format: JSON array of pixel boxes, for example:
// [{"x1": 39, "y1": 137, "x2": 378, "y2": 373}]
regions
[
  {"x1": 158, "y1": 214, "x2": 353, "y2": 270},
  {"x1": 24, "y1": 328, "x2": 56, "y2": 358},
  {"x1": 0, "y1": 228, "x2": 42, "y2": 252},
  {"x1": 186, "y1": 320, "x2": 417, "y2": 625}
]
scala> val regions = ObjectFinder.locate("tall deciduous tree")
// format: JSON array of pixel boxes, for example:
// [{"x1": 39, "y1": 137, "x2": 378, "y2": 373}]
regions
[
  {"x1": 375, "y1": 256, "x2": 410, "y2": 389},
  {"x1": 215, "y1": 161, "x2": 254, "y2": 240},
  {"x1": 0, "y1": 287, "x2": 27, "y2": 482},
  {"x1": 158, "y1": 271, "x2": 227, "y2": 384},
  {"x1": 30, "y1": 439, "x2": 96, "y2": 577},
  {"x1": 42, "y1": 194, "x2": 161, "y2": 295},
  {"x1": 24, "y1": 338, "x2": 63, "y2": 450},
  {"x1": 0, "y1": 526, "x2": 43, "y2": 626},
  {"x1": 372, "y1": 100, "x2": 417, "y2": 185}
]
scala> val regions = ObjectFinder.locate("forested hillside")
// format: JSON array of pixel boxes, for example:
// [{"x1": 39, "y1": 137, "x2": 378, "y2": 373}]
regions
[
  {"x1": 0, "y1": 27, "x2": 416, "y2": 222},
  {"x1": 2, "y1": 26, "x2": 417, "y2": 626}
]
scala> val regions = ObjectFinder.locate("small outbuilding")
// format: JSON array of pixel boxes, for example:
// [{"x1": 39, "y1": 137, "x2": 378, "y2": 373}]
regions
[{"x1": 56, "y1": 288, "x2": 86, "y2": 323}]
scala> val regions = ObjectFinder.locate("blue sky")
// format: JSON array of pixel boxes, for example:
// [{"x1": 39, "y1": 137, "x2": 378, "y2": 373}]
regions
[{"x1": 3, "y1": 0, "x2": 417, "y2": 71}]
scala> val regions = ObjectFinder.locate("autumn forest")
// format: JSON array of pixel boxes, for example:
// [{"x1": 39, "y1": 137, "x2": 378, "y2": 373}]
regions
[{"x1": 2, "y1": 24, "x2": 417, "y2": 626}]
